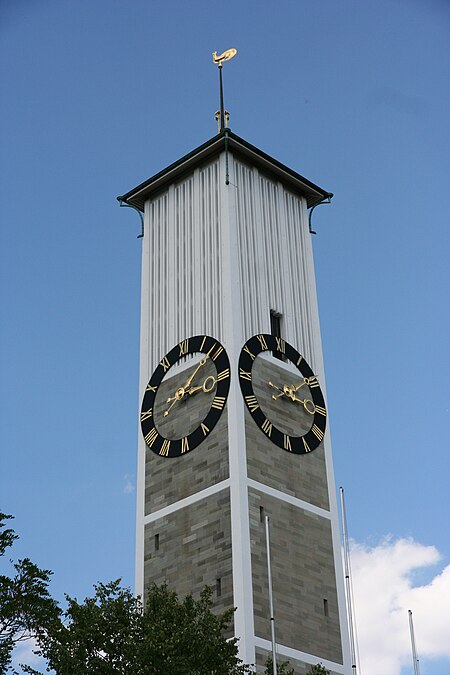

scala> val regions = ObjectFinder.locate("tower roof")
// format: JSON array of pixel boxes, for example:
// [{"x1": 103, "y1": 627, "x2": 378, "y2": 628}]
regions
[{"x1": 117, "y1": 130, "x2": 332, "y2": 211}]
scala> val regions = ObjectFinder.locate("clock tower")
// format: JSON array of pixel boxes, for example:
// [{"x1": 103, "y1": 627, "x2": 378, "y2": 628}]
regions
[{"x1": 118, "y1": 128, "x2": 351, "y2": 674}]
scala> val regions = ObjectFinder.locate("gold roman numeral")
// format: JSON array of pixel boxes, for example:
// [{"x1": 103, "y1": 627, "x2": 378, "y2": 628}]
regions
[
  {"x1": 217, "y1": 368, "x2": 230, "y2": 381},
  {"x1": 239, "y1": 368, "x2": 252, "y2": 381},
  {"x1": 159, "y1": 439, "x2": 171, "y2": 456},
  {"x1": 144, "y1": 427, "x2": 159, "y2": 447},
  {"x1": 275, "y1": 337, "x2": 285, "y2": 354},
  {"x1": 200, "y1": 422, "x2": 209, "y2": 436},
  {"x1": 311, "y1": 424, "x2": 324, "y2": 442},
  {"x1": 296, "y1": 355, "x2": 303, "y2": 367},
  {"x1": 302, "y1": 437, "x2": 311, "y2": 453},
  {"x1": 178, "y1": 339, "x2": 189, "y2": 357},
  {"x1": 159, "y1": 356, "x2": 171, "y2": 372},
  {"x1": 181, "y1": 436, "x2": 189, "y2": 454},
  {"x1": 140, "y1": 409, "x2": 153, "y2": 422},
  {"x1": 211, "y1": 396, "x2": 226, "y2": 410},
  {"x1": 207, "y1": 343, "x2": 223, "y2": 361},
  {"x1": 146, "y1": 384, "x2": 157, "y2": 392},
  {"x1": 261, "y1": 418, "x2": 273, "y2": 437},
  {"x1": 245, "y1": 395, "x2": 259, "y2": 412},
  {"x1": 314, "y1": 405, "x2": 327, "y2": 417},
  {"x1": 243, "y1": 345, "x2": 255, "y2": 360},
  {"x1": 200, "y1": 336, "x2": 207, "y2": 351},
  {"x1": 212, "y1": 345, "x2": 223, "y2": 361},
  {"x1": 257, "y1": 334, "x2": 268, "y2": 350},
  {"x1": 284, "y1": 434, "x2": 292, "y2": 451},
  {"x1": 307, "y1": 376, "x2": 319, "y2": 389}
]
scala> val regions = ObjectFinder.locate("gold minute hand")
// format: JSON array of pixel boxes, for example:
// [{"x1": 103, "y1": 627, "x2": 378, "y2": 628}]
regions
[
  {"x1": 183, "y1": 357, "x2": 207, "y2": 389},
  {"x1": 293, "y1": 378, "x2": 309, "y2": 391}
]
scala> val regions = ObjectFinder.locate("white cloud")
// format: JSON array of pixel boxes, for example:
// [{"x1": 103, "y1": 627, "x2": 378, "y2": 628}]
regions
[
  {"x1": 122, "y1": 473, "x2": 135, "y2": 494},
  {"x1": 12, "y1": 636, "x2": 47, "y2": 673},
  {"x1": 349, "y1": 537, "x2": 450, "y2": 675}
]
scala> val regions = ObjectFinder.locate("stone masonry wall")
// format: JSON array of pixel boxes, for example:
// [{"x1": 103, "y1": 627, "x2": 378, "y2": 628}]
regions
[
  {"x1": 249, "y1": 489, "x2": 342, "y2": 665},
  {"x1": 246, "y1": 355, "x2": 329, "y2": 510}
]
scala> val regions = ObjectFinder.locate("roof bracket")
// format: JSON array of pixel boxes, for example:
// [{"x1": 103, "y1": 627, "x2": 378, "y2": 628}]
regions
[
  {"x1": 119, "y1": 200, "x2": 144, "y2": 239},
  {"x1": 308, "y1": 194, "x2": 332, "y2": 234}
]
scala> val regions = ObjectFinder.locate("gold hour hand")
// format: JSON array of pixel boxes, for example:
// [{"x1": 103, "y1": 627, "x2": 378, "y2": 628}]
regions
[
  {"x1": 293, "y1": 378, "x2": 309, "y2": 391},
  {"x1": 293, "y1": 376, "x2": 318, "y2": 391},
  {"x1": 291, "y1": 395, "x2": 315, "y2": 414},
  {"x1": 187, "y1": 375, "x2": 217, "y2": 396}
]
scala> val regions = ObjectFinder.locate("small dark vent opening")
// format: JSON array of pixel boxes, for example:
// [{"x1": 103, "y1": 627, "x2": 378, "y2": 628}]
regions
[{"x1": 270, "y1": 310, "x2": 284, "y2": 360}]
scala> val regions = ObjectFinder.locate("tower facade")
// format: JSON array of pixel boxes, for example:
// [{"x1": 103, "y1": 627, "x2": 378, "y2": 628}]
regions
[{"x1": 119, "y1": 130, "x2": 351, "y2": 674}]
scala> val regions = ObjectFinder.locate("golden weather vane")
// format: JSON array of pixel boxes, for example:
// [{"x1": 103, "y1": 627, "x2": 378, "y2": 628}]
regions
[
  {"x1": 212, "y1": 48, "x2": 237, "y2": 132},
  {"x1": 212, "y1": 48, "x2": 237, "y2": 67}
]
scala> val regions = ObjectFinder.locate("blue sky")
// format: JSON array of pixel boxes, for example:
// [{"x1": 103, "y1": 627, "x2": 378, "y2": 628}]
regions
[{"x1": 1, "y1": 1, "x2": 449, "y2": 673}]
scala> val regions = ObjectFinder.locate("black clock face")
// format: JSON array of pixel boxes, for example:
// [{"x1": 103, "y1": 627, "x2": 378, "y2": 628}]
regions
[
  {"x1": 238, "y1": 334, "x2": 327, "y2": 454},
  {"x1": 140, "y1": 335, "x2": 230, "y2": 458}
]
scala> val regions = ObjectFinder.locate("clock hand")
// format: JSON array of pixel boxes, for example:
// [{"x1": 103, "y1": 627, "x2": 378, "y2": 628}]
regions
[
  {"x1": 290, "y1": 395, "x2": 315, "y2": 414},
  {"x1": 269, "y1": 380, "x2": 315, "y2": 413},
  {"x1": 268, "y1": 381, "x2": 287, "y2": 400},
  {"x1": 164, "y1": 358, "x2": 209, "y2": 417},
  {"x1": 164, "y1": 395, "x2": 182, "y2": 417},
  {"x1": 293, "y1": 378, "x2": 309, "y2": 391},
  {"x1": 293, "y1": 376, "x2": 318, "y2": 391},
  {"x1": 187, "y1": 375, "x2": 217, "y2": 395},
  {"x1": 183, "y1": 357, "x2": 207, "y2": 389}
]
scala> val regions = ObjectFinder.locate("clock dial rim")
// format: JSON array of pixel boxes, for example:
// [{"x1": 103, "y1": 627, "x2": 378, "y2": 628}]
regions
[
  {"x1": 238, "y1": 333, "x2": 327, "y2": 454},
  {"x1": 141, "y1": 335, "x2": 230, "y2": 458}
]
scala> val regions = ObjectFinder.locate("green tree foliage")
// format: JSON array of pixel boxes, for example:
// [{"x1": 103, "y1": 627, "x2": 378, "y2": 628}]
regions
[
  {"x1": 264, "y1": 655, "x2": 294, "y2": 674},
  {"x1": 264, "y1": 658, "x2": 330, "y2": 675},
  {"x1": 306, "y1": 665, "x2": 330, "y2": 675},
  {"x1": 0, "y1": 513, "x2": 60, "y2": 673},
  {"x1": 29, "y1": 580, "x2": 252, "y2": 675}
]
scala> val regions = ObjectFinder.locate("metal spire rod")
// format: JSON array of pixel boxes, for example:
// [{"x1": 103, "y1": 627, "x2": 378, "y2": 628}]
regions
[
  {"x1": 265, "y1": 515, "x2": 277, "y2": 675},
  {"x1": 212, "y1": 48, "x2": 237, "y2": 132},
  {"x1": 408, "y1": 610, "x2": 421, "y2": 675},
  {"x1": 340, "y1": 487, "x2": 358, "y2": 674}
]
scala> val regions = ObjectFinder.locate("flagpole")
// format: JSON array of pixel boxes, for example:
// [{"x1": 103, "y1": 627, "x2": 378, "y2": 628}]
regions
[
  {"x1": 408, "y1": 610, "x2": 420, "y2": 675},
  {"x1": 265, "y1": 515, "x2": 277, "y2": 675},
  {"x1": 340, "y1": 487, "x2": 358, "y2": 674}
]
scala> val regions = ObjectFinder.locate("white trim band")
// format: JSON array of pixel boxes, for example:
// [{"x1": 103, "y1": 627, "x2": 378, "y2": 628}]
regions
[
  {"x1": 254, "y1": 636, "x2": 345, "y2": 674},
  {"x1": 142, "y1": 479, "x2": 231, "y2": 525},
  {"x1": 247, "y1": 478, "x2": 332, "y2": 520}
]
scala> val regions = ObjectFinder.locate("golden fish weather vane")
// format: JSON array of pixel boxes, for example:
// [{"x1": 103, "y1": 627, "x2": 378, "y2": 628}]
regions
[
  {"x1": 212, "y1": 48, "x2": 237, "y2": 67},
  {"x1": 212, "y1": 48, "x2": 237, "y2": 132}
]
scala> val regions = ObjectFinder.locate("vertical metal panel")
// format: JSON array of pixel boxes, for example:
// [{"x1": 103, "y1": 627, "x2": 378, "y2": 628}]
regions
[
  {"x1": 233, "y1": 157, "x2": 317, "y2": 366},
  {"x1": 143, "y1": 160, "x2": 222, "y2": 371}
]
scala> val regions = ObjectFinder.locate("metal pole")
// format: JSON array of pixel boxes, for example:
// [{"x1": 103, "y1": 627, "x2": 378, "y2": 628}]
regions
[
  {"x1": 340, "y1": 487, "x2": 358, "y2": 674},
  {"x1": 219, "y1": 63, "x2": 225, "y2": 132},
  {"x1": 408, "y1": 610, "x2": 420, "y2": 675},
  {"x1": 265, "y1": 515, "x2": 277, "y2": 675}
]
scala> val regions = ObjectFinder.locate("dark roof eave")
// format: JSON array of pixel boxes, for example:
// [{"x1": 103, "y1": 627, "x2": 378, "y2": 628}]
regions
[{"x1": 117, "y1": 130, "x2": 332, "y2": 211}]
